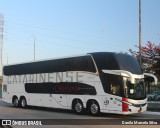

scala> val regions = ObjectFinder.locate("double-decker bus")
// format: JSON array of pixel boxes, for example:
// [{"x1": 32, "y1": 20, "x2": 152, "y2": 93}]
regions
[{"x1": 2, "y1": 52, "x2": 157, "y2": 115}]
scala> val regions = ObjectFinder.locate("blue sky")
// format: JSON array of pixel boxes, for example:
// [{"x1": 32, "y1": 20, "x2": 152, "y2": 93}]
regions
[{"x1": 0, "y1": 0, "x2": 160, "y2": 65}]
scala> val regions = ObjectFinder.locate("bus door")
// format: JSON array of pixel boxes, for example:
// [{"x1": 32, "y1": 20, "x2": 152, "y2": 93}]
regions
[
  {"x1": 109, "y1": 96, "x2": 122, "y2": 112},
  {"x1": 108, "y1": 83, "x2": 123, "y2": 112}
]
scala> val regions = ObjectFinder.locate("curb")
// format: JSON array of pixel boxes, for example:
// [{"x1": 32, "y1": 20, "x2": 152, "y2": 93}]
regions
[{"x1": 144, "y1": 111, "x2": 160, "y2": 115}]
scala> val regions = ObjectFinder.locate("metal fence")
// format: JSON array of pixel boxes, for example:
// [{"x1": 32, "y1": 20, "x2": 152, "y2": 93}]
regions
[
  {"x1": 147, "y1": 84, "x2": 160, "y2": 111},
  {"x1": 0, "y1": 85, "x2": 2, "y2": 98}
]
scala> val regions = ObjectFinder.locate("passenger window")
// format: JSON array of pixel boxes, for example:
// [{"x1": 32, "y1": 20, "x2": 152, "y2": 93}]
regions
[
  {"x1": 110, "y1": 83, "x2": 121, "y2": 95},
  {"x1": 101, "y1": 73, "x2": 123, "y2": 96}
]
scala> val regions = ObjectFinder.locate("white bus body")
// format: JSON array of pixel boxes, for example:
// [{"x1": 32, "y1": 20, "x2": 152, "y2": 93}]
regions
[{"x1": 2, "y1": 52, "x2": 157, "y2": 115}]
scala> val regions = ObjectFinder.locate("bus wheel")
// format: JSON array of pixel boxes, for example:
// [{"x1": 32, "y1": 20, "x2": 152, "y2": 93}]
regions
[
  {"x1": 73, "y1": 100, "x2": 84, "y2": 114},
  {"x1": 88, "y1": 100, "x2": 100, "y2": 116},
  {"x1": 20, "y1": 97, "x2": 27, "y2": 108},
  {"x1": 13, "y1": 97, "x2": 19, "y2": 107}
]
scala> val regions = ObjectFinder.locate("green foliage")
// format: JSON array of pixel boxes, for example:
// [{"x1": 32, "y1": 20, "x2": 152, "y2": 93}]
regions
[{"x1": 129, "y1": 41, "x2": 160, "y2": 80}]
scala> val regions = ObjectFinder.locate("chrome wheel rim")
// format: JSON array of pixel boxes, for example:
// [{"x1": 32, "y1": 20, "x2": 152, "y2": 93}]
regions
[
  {"x1": 91, "y1": 103, "x2": 98, "y2": 114},
  {"x1": 14, "y1": 99, "x2": 18, "y2": 106},
  {"x1": 75, "y1": 103, "x2": 82, "y2": 113},
  {"x1": 21, "y1": 99, "x2": 26, "y2": 107}
]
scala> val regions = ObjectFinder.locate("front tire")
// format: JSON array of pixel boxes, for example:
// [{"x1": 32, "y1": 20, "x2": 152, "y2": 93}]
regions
[{"x1": 88, "y1": 101, "x2": 100, "y2": 116}]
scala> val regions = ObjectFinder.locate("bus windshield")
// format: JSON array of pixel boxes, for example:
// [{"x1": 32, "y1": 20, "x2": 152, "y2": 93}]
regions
[{"x1": 124, "y1": 78, "x2": 146, "y2": 100}]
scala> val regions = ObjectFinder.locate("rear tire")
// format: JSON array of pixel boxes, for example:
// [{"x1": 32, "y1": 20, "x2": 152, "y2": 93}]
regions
[
  {"x1": 73, "y1": 100, "x2": 84, "y2": 115},
  {"x1": 20, "y1": 97, "x2": 27, "y2": 108},
  {"x1": 13, "y1": 97, "x2": 19, "y2": 107}
]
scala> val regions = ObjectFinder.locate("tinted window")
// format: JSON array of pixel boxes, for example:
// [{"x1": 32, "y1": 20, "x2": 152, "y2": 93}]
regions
[
  {"x1": 100, "y1": 73, "x2": 123, "y2": 96},
  {"x1": 3, "y1": 55, "x2": 96, "y2": 75},
  {"x1": 91, "y1": 53, "x2": 119, "y2": 71},
  {"x1": 91, "y1": 52, "x2": 142, "y2": 74},
  {"x1": 114, "y1": 54, "x2": 142, "y2": 74},
  {"x1": 25, "y1": 82, "x2": 97, "y2": 95}
]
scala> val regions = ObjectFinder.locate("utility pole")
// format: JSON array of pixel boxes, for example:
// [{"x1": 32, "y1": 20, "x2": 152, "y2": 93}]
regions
[
  {"x1": 139, "y1": 0, "x2": 142, "y2": 65},
  {"x1": 158, "y1": 32, "x2": 160, "y2": 44},
  {"x1": 0, "y1": 14, "x2": 4, "y2": 76}
]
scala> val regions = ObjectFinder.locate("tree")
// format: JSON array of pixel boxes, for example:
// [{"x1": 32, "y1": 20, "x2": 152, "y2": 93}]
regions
[{"x1": 129, "y1": 41, "x2": 160, "y2": 79}]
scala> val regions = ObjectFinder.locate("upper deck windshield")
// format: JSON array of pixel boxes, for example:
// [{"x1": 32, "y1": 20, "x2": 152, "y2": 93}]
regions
[
  {"x1": 115, "y1": 54, "x2": 143, "y2": 74},
  {"x1": 91, "y1": 52, "x2": 143, "y2": 74}
]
